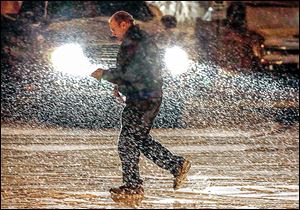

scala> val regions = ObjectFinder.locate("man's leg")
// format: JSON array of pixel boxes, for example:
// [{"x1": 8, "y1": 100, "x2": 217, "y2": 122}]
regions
[
  {"x1": 133, "y1": 98, "x2": 185, "y2": 176},
  {"x1": 111, "y1": 118, "x2": 144, "y2": 206},
  {"x1": 137, "y1": 133, "x2": 185, "y2": 176},
  {"x1": 117, "y1": 104, "x2": 145, "y2": 188},
  {"x1": 132, "y1": 98, "x2": 191, "y2": 190}
]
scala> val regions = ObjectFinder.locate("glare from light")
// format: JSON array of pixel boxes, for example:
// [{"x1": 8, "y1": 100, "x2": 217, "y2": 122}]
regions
[
  {"x1": 164, "y1": 46, "x2": 190, "y2": 75},
  {"x1": 51, "y1": 43, "x2": 98, "y2": 76}
]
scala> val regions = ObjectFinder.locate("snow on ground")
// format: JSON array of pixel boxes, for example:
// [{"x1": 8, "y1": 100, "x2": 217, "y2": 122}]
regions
[{"x1": 1, "y1": 125, "x2": 299, "y2": 209}]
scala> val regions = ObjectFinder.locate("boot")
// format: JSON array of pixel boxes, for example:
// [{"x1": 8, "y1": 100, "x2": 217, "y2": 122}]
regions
[
  {"x1": 173, "y1": 159, "x2": 191, "y2": 190},
  {"x1": 110, "y1": 185, "x2": 144, "y2": 207}
]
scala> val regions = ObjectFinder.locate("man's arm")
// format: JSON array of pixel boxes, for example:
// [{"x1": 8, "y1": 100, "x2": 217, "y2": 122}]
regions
[
  {"x1": 90, "y1": 67, "x2": 124, "y2": 85},
  {"x1": 90, "y1": 40, "x2": 137, "y2": 84}
]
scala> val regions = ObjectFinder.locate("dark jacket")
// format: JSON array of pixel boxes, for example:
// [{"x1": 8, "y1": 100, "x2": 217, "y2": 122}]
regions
[{"x1": 102, "y1": 25, "x2": 163, "y2": 100}]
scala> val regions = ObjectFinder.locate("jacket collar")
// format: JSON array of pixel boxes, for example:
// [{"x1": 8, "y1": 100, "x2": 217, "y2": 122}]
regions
[{"x1": 124, "y1": 24, "x2": 144, "y2": 41}]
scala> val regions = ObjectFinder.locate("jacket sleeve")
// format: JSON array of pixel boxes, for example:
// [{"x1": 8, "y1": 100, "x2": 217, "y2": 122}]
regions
[
  {"x1": 102, "y1": 67, "x2": 123, "y2": 85},
  {"x1": 101, "y1": 42, "x2": 135, "y2": 85}
]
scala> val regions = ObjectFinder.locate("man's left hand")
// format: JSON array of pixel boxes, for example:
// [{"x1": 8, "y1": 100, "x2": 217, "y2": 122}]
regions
[{"x1": 113, "y1": 86, "x2": 125, "y2": 103}]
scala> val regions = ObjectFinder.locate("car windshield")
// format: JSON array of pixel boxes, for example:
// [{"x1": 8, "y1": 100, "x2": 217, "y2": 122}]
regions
[{"x1": 18, "y1": 1, "x2": 154, "y2": 22}]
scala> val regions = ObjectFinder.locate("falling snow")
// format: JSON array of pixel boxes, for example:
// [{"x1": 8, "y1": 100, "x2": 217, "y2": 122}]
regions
[{"x1": 1, "y1": 1, "x2": 299, "y2": 209}]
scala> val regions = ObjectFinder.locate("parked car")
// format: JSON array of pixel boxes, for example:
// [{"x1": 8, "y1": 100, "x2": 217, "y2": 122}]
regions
[
  {"x1": 237, "y1": 1, "x2": 299, "y2": 71},
  {"x1": 196, "y1": 1, "x2": 299, "y2": 73}
]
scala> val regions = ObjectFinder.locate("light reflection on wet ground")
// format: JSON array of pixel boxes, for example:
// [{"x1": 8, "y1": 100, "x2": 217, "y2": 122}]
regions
[{"x1": 1, "y1": 125, "x2": 299, "y2": 209}]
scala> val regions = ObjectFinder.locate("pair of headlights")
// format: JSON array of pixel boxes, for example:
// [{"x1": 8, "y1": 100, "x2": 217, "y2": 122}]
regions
[{"x1": 51, "y1": 43, "x2": 190, "y2": 77}]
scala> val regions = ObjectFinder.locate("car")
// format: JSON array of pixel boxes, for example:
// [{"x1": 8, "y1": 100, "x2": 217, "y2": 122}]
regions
[
  {"x1": 234, "y1": 1, "x2": 299, "y2": 71},
  {"x1": 195, "y1": 1, "x2": 299, "y2": 73},
  {"x1": 2, "y1": 1, "x2": 194, "y2": 128}
]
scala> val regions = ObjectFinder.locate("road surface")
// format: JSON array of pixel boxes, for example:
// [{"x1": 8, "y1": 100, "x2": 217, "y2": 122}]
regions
[{"x1": 1, "y1": 124, "x2": 299, "y2": 209}]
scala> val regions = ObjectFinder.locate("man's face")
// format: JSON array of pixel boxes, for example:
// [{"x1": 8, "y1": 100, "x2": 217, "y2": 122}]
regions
[{"x1": 109, "y1": 19, "x2": 129, "y2": 41}]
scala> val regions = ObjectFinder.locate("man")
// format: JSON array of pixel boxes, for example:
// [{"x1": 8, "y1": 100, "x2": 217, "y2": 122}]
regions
[{"x1": 91, "y1": 11, "x2": 191, "y2": 202}]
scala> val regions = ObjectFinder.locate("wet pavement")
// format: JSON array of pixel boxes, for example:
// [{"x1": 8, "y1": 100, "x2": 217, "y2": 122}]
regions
[{"x1": 1, "y1": 124, "x2": 299, "y2": 209}]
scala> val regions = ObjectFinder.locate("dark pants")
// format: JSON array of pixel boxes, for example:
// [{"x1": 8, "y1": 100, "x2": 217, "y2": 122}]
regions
[{"x1": 118, "y1": 97, "x2": 184, "y2": 187}]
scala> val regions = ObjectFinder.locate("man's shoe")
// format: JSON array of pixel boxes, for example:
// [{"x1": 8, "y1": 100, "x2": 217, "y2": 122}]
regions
[
  {"x1": 110, "y1": 185, "x2": 144, "y2": 207},
  {"x1": 173, "y1": 160, "x2": 191, "y2": 190}
]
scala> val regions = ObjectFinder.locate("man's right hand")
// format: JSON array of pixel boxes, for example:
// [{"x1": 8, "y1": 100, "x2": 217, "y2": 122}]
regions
[{"x1": 90, "y1": 68, "x2": 104, "y2": 80}]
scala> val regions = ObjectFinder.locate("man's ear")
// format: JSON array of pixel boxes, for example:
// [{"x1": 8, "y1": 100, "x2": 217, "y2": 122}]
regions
[{"x1": 120, "y1": 21, "x2": 128, "y2": 29}]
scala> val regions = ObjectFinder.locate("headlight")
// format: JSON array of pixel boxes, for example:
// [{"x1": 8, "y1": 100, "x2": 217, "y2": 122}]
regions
[
  {"x1": 51, "y1": 43, "x2": 97, "y2": 76},
  {"x1": 164, "y1": 46, "x2": 190, "y2": 76}
]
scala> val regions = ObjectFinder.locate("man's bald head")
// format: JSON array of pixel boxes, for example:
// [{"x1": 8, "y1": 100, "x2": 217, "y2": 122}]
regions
[
  {"x1": 109, "y1": 11, "x2": 134, "y2": 25},
  {"x1": 108, "y1": 11, "x2": 135, "y2": 41}
]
